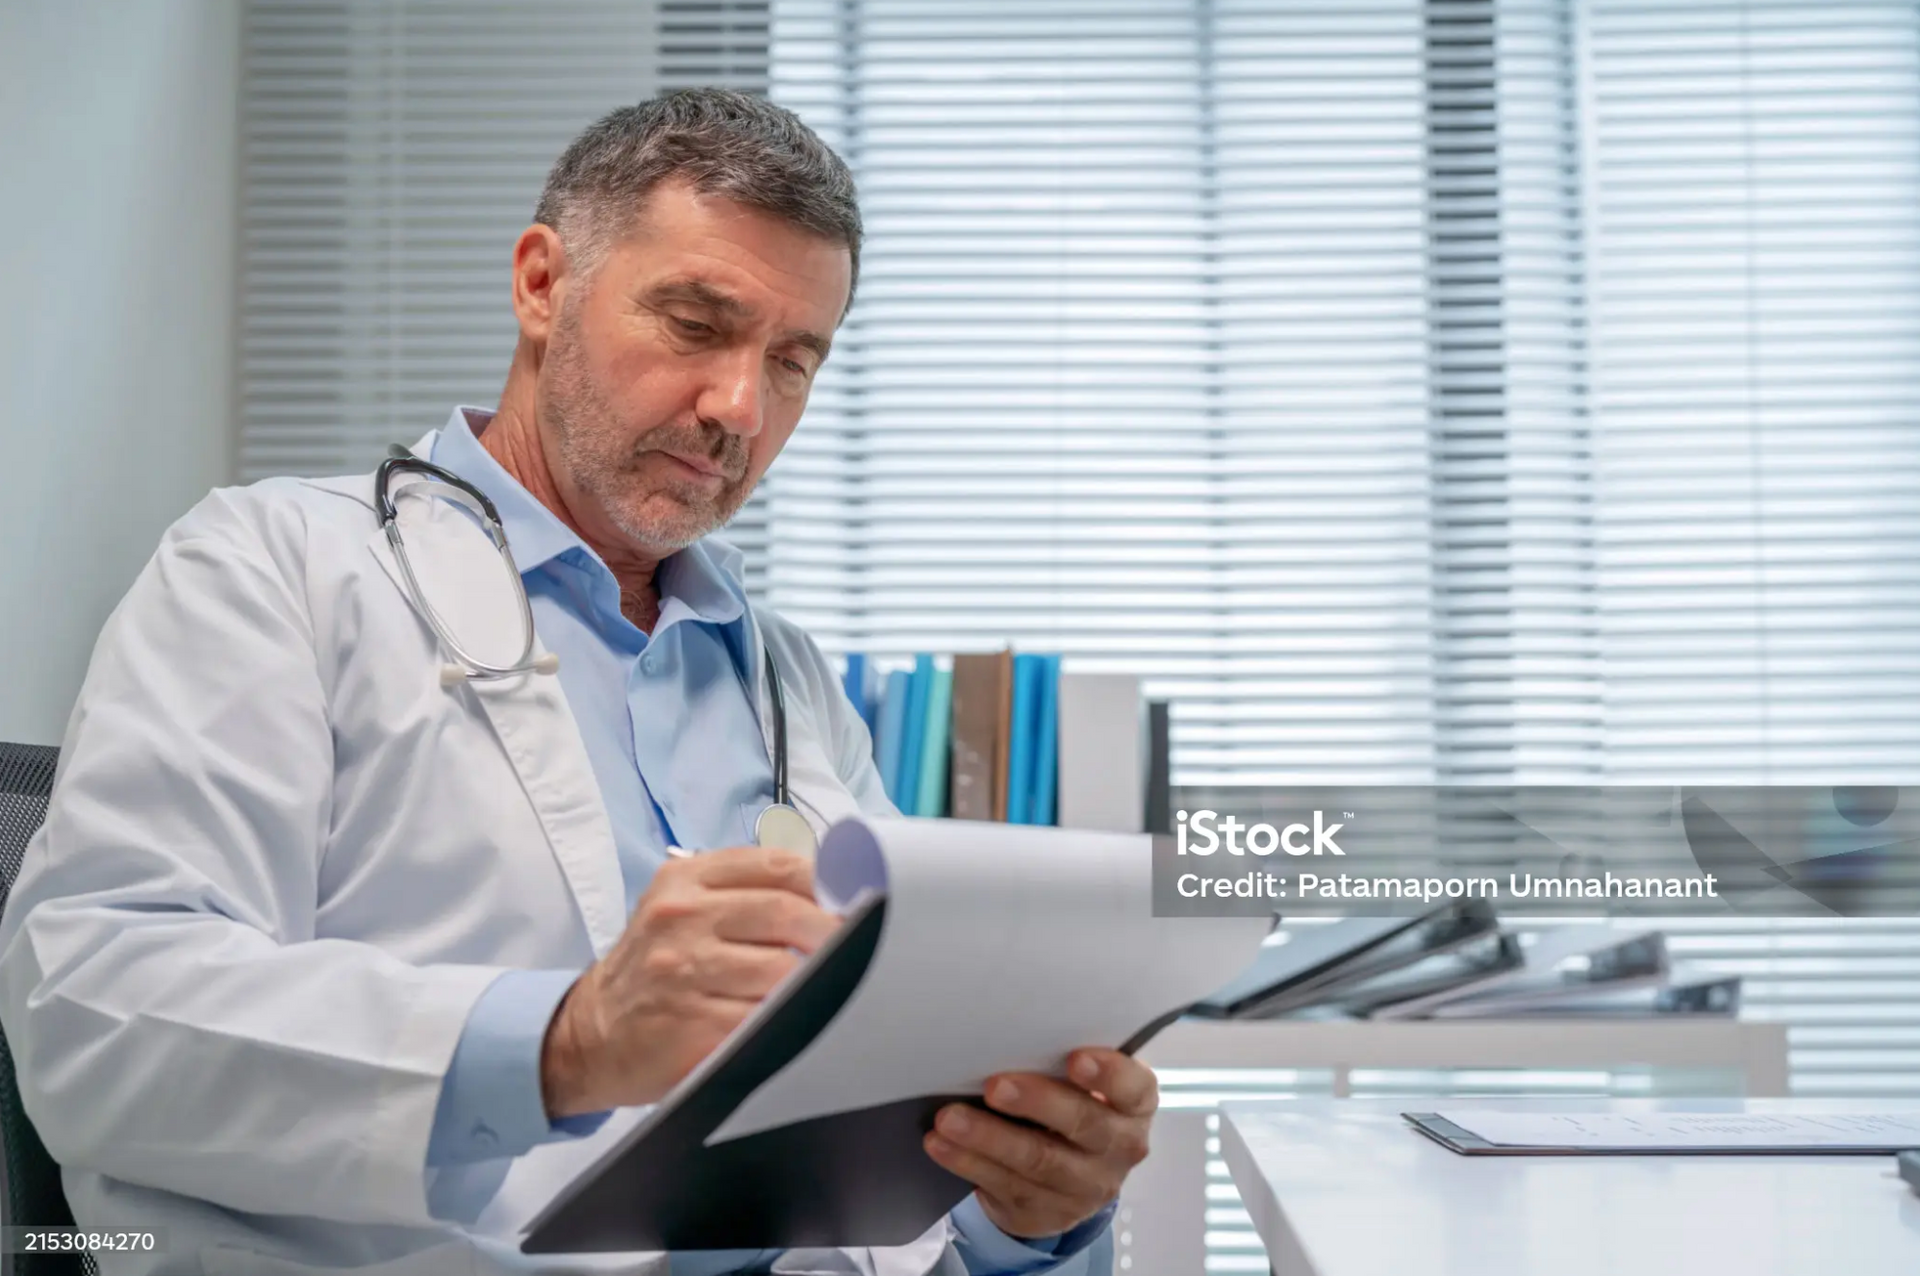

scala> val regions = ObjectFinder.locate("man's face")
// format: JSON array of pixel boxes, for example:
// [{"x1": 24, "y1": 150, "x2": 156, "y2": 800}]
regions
[{"x1": 536, "y1": 179, "x2": 851, "y2": 554}]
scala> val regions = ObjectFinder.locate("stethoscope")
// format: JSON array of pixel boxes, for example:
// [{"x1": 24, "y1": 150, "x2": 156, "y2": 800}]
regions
[{"x1": 376, "y1": 452, "x2": 819, "y2": 855}]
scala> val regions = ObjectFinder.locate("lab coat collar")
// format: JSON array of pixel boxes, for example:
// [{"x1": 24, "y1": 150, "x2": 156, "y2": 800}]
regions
[{"x1": 430, "y1": 407, "x2": 593, "y2": 574}]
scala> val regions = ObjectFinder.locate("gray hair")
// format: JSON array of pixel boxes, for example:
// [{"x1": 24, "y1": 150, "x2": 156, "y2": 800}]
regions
[{"x1": 533, "y1": 88, "x2": 862, "y2": 306}]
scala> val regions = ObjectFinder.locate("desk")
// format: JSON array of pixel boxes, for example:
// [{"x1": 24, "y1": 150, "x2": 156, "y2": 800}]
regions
[
  {"x1": 1219, "y1": 1098, "x2": 1920, "y2": 1276},
  {"x1": 1116, "y1": 1021, "x2": 1791, "y2": 1275}
]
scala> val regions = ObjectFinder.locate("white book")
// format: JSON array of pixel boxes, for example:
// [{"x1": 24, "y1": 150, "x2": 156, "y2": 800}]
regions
[{"x1": 1056, "y1": 672, "x2": 1144, "y2": 832}]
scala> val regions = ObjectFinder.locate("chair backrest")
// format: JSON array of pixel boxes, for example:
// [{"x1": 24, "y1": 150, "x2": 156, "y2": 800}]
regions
[{"x1": 0, "y1": 744, "x2": 89, "y2": 1275}]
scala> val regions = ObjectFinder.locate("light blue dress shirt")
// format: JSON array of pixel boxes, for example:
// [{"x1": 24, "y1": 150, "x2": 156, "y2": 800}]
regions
[{"x1": 419, "y1": 409, "x2": 1107, "y2": 1274}]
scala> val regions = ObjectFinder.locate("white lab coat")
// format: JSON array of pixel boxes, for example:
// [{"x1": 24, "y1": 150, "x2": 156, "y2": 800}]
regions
[{"x1": 0, "y1": 458, "x2": 1103, "y2": 1276}]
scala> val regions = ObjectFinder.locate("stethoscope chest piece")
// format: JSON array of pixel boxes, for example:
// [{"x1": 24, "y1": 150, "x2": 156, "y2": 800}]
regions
[{"x1": 754, "y1": 802, "x2": 818, "y2": 855}]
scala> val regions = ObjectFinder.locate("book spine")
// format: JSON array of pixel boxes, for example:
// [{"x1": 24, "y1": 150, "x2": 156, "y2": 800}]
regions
[
  {"x1": 1032, "y1": 655, "x2": 1061, "y2": 825},
  {"x1": 1007, "y1": 654, "x2": 1042, "y2": 824},
  {"x1": 1055, "y1": 673, "x2": 1144, "y2": 833},
  {"x1": 842, "y1": 652, "x2": 871, "y2": 729},
  {"x1": 897, "y1": 655, "x2": 934, "y2": 814},
  {"x1": 876, "y1": 669, "x2": 911, "y2": 807},
  {"x1": 948, "y1": 654, "x2": 1001, "y2": 821},
  {"x1": 914, "y1": 667, "x2": 954, "y2": 817},
  {"x1": 1144, "y1": 700, "x2": 1171, "y2": 834},
  {"x1": 991, "y1": 649, "x2": 1013, "y2": 821}
]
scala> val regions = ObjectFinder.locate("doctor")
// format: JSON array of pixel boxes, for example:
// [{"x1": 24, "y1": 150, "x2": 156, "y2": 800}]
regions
[{"x1": 0, "y1": 90, "x2": 1153, "y2": 1275}]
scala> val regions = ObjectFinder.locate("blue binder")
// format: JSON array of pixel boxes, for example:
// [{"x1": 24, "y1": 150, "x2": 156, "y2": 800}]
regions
[
  {"x1": 842, "y1": 652, "x2": 872, "y2": 729},
  {"x1": 1006, "y1": 655, "x2": 1041, "y2": 824},
  {"x1": 875, "y1": 670, "x2": 911, "y2": 804},
  {"x1": 896, "y1": 655, "x2": 934, "y2": 813},
  {"x1": 1032, "y1": 655, "x2": 1061, "y2": 826}
]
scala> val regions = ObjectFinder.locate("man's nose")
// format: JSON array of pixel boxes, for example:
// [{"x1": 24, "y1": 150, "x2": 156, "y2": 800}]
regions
[{"x1": 696, "y1": 347, "x2": 767, "y2": 438}]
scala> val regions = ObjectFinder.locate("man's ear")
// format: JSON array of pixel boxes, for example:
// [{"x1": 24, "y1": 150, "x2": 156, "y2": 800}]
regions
[{"x1": 510, "y1": 224, "x2": 573, "y2": 345}]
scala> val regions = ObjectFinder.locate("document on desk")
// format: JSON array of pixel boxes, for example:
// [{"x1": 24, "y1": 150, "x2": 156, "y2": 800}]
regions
[
  {"x1": 1410, "y1": 1110, "x2": 1920, "y2": 1155},
  {"x1": 522, "y1": 816, "x2": 1270, "y2": 1253}
]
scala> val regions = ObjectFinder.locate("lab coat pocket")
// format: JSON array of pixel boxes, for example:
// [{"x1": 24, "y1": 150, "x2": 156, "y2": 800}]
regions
[{"x1": 198, "y1": 1240, "x2": 479, "y2": 1276}]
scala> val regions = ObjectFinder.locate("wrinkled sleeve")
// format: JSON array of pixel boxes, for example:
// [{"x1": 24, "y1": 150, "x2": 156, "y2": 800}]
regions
[{"x1": 0, "y1": 491, "x2": 511, "y2": 1226}]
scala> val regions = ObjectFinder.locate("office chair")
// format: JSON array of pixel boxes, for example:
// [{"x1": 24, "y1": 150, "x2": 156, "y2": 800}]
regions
[{"x1": 0, "y1": 743, "x2": 92, "y2": 1276}]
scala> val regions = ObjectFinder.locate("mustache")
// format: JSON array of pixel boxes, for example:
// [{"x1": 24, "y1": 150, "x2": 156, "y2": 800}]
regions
[{"x1": 631, "y1": 424, "x2": 748, "y2": 480}]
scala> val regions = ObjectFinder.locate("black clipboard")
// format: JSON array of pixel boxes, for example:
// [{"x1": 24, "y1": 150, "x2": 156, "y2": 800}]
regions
[
  {"x1": 1403, "y1": 1112, "x2": 1523, "y2": 1154},
  {"x1": 1404, "y1": 1112, "x2": 1920, "y2": 1157},
  {"x1": 521, "y1": 892, "x2": 1186, "y2": 1253}
]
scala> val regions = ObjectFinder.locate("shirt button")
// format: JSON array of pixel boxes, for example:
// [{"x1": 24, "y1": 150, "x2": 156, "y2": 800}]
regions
[{"x1": 640, "y1": 652, "x2": 658, "y2": 673}]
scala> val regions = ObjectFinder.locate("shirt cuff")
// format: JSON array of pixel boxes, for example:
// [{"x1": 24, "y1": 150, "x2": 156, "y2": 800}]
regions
[
  {"x1": 426, "y1": 968, "x2": 609, "y2": 1166},
  {"x1": 950, "y1": 1195, "x2": 1116, "y2": 1275}
]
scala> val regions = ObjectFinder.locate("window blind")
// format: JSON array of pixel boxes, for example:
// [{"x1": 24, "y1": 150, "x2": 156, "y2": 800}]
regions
[
  {"x1": 1585, "y1": 0, "x2": 1920, "y2": 784},
  {"x1": 1581, "y1": 0, "x2": 1920, "y2": 1106},
  {"x1": 770, "y1": 0, "x2": 1920, "y2": 785},
  {"x1": 770, "y1": 0, "x2": 1444, "y2": 787},
  {"x1": 237, "y1": 0, "x2": 767, "y2": 472}
]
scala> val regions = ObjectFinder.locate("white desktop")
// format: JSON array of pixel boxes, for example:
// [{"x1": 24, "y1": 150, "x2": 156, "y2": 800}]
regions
[{"x1": 1219, "y1": 1098, "x2": 1920, "y2": 1276}]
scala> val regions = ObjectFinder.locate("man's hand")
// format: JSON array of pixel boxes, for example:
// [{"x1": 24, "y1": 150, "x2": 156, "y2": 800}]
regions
[
  {"x1": 540, "y1": 846, "x2": 838, "y2": 1117},
  {"x1": 924, "y1": 1047, "x2": 1156, "y2": 1241}
]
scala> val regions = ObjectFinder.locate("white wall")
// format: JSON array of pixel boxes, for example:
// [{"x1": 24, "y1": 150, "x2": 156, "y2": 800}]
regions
[{"x1": 0, "y1": 0, "x2": 240, "y2": 745}]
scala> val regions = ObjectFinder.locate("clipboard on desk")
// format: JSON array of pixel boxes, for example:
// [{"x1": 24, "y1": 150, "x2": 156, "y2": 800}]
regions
[
  {"x1": 1405, "y1": 1110, "x2": 1920, "y2": 1156},
  {"x1": 1191, "y1": 900, "x2": 1499, "y2": 1020},
  {"x1": 520, "y1": 892, "x2": 1191, "y2": 1254}
]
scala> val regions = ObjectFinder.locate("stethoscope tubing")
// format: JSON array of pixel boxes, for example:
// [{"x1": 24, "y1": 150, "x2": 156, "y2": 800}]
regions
[
  {"x1": 379, "y1": 454, "x2": 549, "y2": 681},
  {"x1": 377, "y1": 450, "x2": 812, "y2": 852}
]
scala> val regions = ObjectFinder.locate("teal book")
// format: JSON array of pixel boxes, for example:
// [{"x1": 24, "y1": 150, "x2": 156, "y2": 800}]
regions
[
  {"x1": 1032, "y1": 655, "x2": 1061, "y2": 825},
  {"x1": 896, "y1": 655, "x2": 935, "y2": 813},
  {"x1": 1006, "y1": 654, "x2": 1042, "y2": 824},
  {"x1": 913, "y1": 667, "x2": 954, "y2": 817},
  {"x1": 876, "y1": 669, "x2": 911, "y2": 805}
]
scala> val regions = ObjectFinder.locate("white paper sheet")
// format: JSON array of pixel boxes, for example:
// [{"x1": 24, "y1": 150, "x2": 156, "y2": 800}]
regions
[
  {"x1": 707, "y1": 816, "x2": 1270, "y2": 1144},
  {"x1": 1436, "y1": 1110, "x2": 1920, "y2": 1151}
]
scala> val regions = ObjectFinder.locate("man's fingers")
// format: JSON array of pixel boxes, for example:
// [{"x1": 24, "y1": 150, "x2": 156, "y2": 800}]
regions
[
  {"x1": 928, "y1": 1104, "x2": 1105, "y2": 1198},
  {"x1": 709, "y1": 889, "x2": 841, "y2": 952},
  {"x1": 691, "y1": 845, "x2": 817, "y2": 896},
  {"x1": 1067, "y1": 1048, "x2": 1159, "y2": 1118},
  {"x1": 922, "y1": 1133, "x2": 1087, "y2": 1235},
  {"x1": 648, "y1": 940, "x2": 802, "y2": 1000},
  {"x1": 982, "y1": 1074, "x2": 1121, "y2": 1155}
]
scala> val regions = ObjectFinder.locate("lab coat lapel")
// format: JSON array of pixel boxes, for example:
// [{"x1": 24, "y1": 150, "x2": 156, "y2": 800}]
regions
[{"x1": 364, "y1": 489, "x2": 627, "y2": 956}]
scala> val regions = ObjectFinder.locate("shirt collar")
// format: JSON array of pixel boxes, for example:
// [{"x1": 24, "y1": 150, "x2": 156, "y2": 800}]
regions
[{"x1": 429, "y1": 406, "x2": 747, "y2": 628}]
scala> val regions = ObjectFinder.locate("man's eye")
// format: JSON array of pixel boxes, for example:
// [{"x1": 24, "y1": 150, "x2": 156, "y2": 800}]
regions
[
  {"x1": 781, "y1": 357, "x2": 810, "y2": 377},
  {"x1": 674, "y1": 317, "x2": 713, "y2": 336}
]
